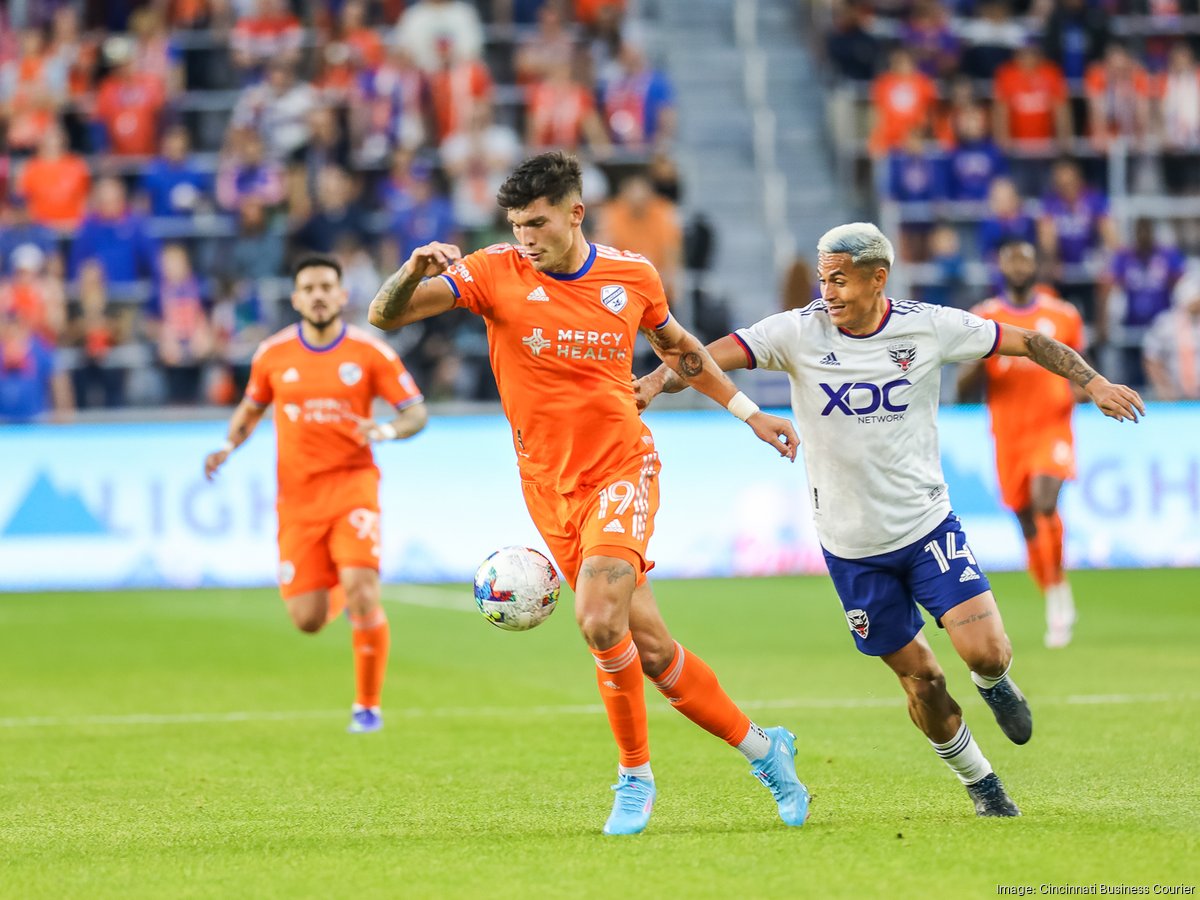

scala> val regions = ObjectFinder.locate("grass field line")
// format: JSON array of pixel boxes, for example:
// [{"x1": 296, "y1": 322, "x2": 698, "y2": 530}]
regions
[
  {"x1": 2, "y1": 691, "x2": 1197, "y2": 730},
  {"x1": 381, "y1": 585, "x2": 475, "y2": 611}
]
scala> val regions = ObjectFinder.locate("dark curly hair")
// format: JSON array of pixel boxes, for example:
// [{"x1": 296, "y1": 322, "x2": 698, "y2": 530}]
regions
[
  {"x1": 292, "y1": 254, "x2": 343, "y2": 281},
  {"x1": 496, "y1": 151, "x2": 583, "y2": 210}
]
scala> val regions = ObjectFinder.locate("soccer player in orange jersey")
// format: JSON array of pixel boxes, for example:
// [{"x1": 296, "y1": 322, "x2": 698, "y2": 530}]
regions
[
  {"x1": 204, "y1": 256, "x2": 428, "y2": 733},
  {"x1": 368, "y1": 152, "x2": 807, "y2": 835},
  {"x1": 959, "y1": 238, "x2": 1084, "y2": 648}
]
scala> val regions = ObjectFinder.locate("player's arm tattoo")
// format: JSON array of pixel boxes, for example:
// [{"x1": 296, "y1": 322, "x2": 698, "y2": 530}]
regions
[
  {"x1": 678, "y1": 351, "x2": 704, "y2": 378},
  {"x1": 1024, "y1": 332, "x2": 1098, "y2": 388},
  {"x1": 579, "y1": 560, "x2": 635, "y2": 585},
  {"x1": 370, "y1": 263, "x2": 421, "y2": 324}
]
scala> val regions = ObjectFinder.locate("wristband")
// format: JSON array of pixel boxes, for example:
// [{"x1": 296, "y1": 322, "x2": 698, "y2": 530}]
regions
[
  {"x1": 726, "y1": 391, "x2": 760, "y2": 422},
  {"x1": 374, "y1": 422, "x2": 399, "y2": 441},
  {"x1": 221, "y1": 440, "x2": 235, "y2": 454}
]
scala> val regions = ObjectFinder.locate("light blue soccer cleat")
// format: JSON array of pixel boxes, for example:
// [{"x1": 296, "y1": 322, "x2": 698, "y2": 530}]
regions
[
  {"x1": 602, "y1": 774, "x2": 656, "y2": 835},
  {"x1": 347, "y1": 705, "x2": 383, "y2": 734},
  {"x1": 751, "y1": 726, "x2": 810, "y2": 826}
]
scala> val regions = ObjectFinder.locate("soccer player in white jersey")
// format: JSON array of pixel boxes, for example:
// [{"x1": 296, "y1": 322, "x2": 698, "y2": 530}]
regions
[{"x1": 637, "y1": 222, "x2": 1144, "y2": 817}]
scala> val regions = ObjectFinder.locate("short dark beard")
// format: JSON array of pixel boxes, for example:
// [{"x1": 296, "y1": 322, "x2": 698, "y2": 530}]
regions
[
  {"x1": 301, "y1": 311, "x2": 342, "y2": 340},
  {"x1": 1005, "y1": 278, "x2": 1036, "y2": 304}
]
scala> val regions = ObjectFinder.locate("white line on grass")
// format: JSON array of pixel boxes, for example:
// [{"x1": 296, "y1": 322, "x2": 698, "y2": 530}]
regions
[
  {"x1": 380, "y1": 586, "x2": 475, "y2": 612},
  {"x1": 1, "y1": 692, "x2": 1196, "y2": 730}
]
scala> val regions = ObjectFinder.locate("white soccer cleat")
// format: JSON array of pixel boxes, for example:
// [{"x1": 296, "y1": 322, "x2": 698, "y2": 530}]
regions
[{"x1": 1043, "y1": 582, "x2": 1076, "y2": 649}]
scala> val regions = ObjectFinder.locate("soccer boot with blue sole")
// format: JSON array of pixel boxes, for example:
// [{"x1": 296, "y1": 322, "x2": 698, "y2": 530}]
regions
[
  {"x1": 976, "y1": 676, "x2": 1033, "y2": 745},
  {"x1": 966, "y1": 772, "x2": 1021, "y2": 817},
  {"x1": 348, "y1": 705, "x2": 383, "y2": 733},
  {"x1": 750, "y1": 726, "x2": 810, "y2": 826},
  {"x1": 603, "y1": 774, "x2": 656, "y2": 835}
]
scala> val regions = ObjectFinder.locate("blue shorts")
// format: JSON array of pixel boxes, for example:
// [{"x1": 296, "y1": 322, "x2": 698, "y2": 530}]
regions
[{"x1": 821, "y1": 513, "x2": 992, "y2": 657}]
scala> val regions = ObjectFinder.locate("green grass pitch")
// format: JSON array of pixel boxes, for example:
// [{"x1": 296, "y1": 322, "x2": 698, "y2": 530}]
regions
[{"x1": 1, "y1": 569, "x2": 1197, "y2": 898}]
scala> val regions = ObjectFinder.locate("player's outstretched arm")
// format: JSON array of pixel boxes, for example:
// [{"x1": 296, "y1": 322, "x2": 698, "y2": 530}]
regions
[
  {"x1": 368, "y1": 242, "x2": 463, "y2": 331},
  {"x1": 995, "y1": 323, "x2": 1146, "y2": 423},
  {"x1": 204, "y1": 398, "x2": 267, "y2": 480},
  {"x1": 351, "y1": 401, "x2": 429, "y2": 444},
  {"x1": 635, "y1": 335, "x2": 748, "y2": 410},
  {"x1": 642, "y1": 321, "x2": 797, "y2": 459}
]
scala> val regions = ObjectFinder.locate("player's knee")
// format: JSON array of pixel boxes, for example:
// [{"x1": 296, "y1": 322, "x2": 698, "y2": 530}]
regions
[
  {"x1": 343, "y1": 583, "x2": 379, "y2": 616},
  {"x1": 292, "y1": 611, "x2": 325, "y2": 634},
  {"x1": 966, "y1": 634, "x2": 1012, "y2": 677},
  {"x1": 575, "y1": 604, "x2": 626, "y2": 650}
]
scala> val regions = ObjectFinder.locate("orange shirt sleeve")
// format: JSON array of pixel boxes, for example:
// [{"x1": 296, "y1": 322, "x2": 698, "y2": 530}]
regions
[
  {"x1": 442, "y1": 246, "x2": 500, "y2": 316},
  {"x1": 245, "y1": 346, "x2": 274, "y2": 406},
  {"x1": 638, "y1": 263, "x2": 672, "y2": 331},
  {"x1": 371, "y1": 345, "x2": 424, "y2": 409}
]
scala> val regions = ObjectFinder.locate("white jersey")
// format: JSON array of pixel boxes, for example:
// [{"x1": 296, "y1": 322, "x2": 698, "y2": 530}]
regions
[{"x1": 735, "y1": 299, "x2": 1001, "y2": 559}]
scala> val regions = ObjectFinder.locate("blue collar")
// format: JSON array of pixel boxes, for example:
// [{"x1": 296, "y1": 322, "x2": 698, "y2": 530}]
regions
[{"x1": 546, "y1": 243, "x2": 597, "y2": 281}]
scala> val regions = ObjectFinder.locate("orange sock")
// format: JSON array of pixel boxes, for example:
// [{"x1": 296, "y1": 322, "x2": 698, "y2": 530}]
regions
[
  {"x1": 592, "y1": 631, "x2": 649, "y2": 768},
  {"x1": 1036, "y1": 511, "x2": 1065, "y2": 586},
  {"x1": 651, "y1": 641, "x2": 751, "y2": 747},
  {"x1": 325, "y1": 584, "x2": 347, "y2": 625},
  {"x1": 1024, "y1": 535, "x2": 1052, "y2": 592},
  {"x1": 350, "y1": 607, "x2": 389, "y2": 709}
]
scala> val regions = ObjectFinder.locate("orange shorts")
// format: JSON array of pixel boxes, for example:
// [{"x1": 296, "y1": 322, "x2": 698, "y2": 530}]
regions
[
  {"x1": 277, "y1": 504, "x2": 381, "y2": 599},
  {"x1": 522, "y1": 454, "x2": 661, "y2": 591},
  {"x1": 995, "y1": 426, "x2": 1076, "y2": 512}
]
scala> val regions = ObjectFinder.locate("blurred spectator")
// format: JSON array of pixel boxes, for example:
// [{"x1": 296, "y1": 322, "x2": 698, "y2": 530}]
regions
[
  {"x1": 230, "y1": 0, "x2": 303, "y2": 78},
  {"x1": 780, "y1": 254, "x2": 814, "y2": 311},
  {"x1": 352, "y1": 44, "x2": 430, "y2": 165},
  {"x1": 1038, "y1": 159, "x2": 1116, "y2": 278},
  {"x1": 601, "y1": 39, "x2": 676, "y2": 151},
  {"x1": 377, "y1": 148, "x2": 424, "y2": 216},
  {"x1": 48, "y1": 5, "x2": 99, "y2": 103},
  {"x1": 428, "y1": 36, "x2": 493, "y2": 143},
  {"x1": 394, "y1": 0, "x2": 486, "y2": 73},
  {"x1": 333, "y1": 234, "x2": 382, "y2": 327},
  {"x1": 946, "y1": 106, "x2": 1008, "y2": 201},
  {"x1": 1043, "y1": 0, "x2": 1110, "y2": 86},
  {"x1": 515, "y1": 2, "x2": 577, "y2": 84},
  {"x1": 992, "y1": 39, "x2": 1071, "y2": 153},
  {"x1": 0, "y1": 200, "x2": 59, "y2": 276},
  {"x1": 900, "y1": 0, "x2": 960, "y2": 80},
  {"x1": 869, "y1": 47, "x2": 937, "y2": 157},
  {"x1": 576, "y1": 0, "x2": 627, "y2": 29},
  {"x1": 1159, "y1": 41, "x2": 1200, "y2": 194},
  {"x1": 440, "y1": 102, "x2": 522, "y2": 231},
  {"x1": 649, "y1": 150, "x2": 681, "y2": 203},
  {"x1": 887, "y1": 130, "x2": 947, "y2": 203},
  {"x1": 0, "y1": 26, "x2": 67, "y2": 154},
  {"x1": 216, "y1": 128, "x2": 287, "y2": 212},
  {"x1": 69, "y1": 177, "x2": 160, "y2": 290},
  {"x1": 293, "y1": 105, "x2": 352, "y2": 200},
  {"x1": 526, "y1": 60, "x2": 610, "y2": 153},
  {"x1": 313, "y1": 41, "x2": 360, "y2": 109},
  {"x1": 0, "y1": 312, "x2": 72, "y2": 422},
  {"x1": 140, "y1": 124, "x2": 212, "y2": 219},
  {"x1": 229, "y1": 198, "x2": 285, "y2": 282},
  {"x1": 65, "y1": 260, "x2": 132, "y2": 409},
  {"x1": 0, "y1": 244, "x2": 66, "y2": 342},
  {"x1": 17, "y1": 125, "x2": 91, "y2": 229},
  {"x1": 231, "y1": 61, "x2": 318, "y2": 159},
  {"x1": 826, "y1": 0, "x2": 881, "y2": 83},
  {"x1": 959, "y1": 0, "x2": 1023, "y2": 80},
  {"x1": 147, "y1": 243, "x2": 213, "y2": 405},
  {"x1": 920, "y1": 223, "x2": 967, "y2": 309},
  {"x1": 211, "y1": 276, "x2": 269, "y2": 401},
  {"x1": 596, "y1": 172, "x2": 682, "y2": 300},
  {"x1": 130, "y1": 6, "x2": 185, "y2": 97},
  {"x1": 978, "y1": 177, "x2": 1037, "y2": 260},
  {"x1": 1143, "y1": 270, "x2": 1200, "y2": 401},
  {"x1": 291, "y1": 165, "x2": 370, "y2": 256},
  {"x1": 389, "y1": 166, "x2": 457, "y2": 259},
  {"x1": 1097, "y1": 218, "x2": 1186, "y2": 347},
  {"x1": 333, "y1": 0, "x2": 384, "y2": 71},
  {"x1": 1085, "y1": 42, "x2": 1152, "y2": 151},
  {"x1": 585, "y1": 1, "x2": 626, "y2": 87},
  {"x1": 93, "y1": 35, "x2": 167, "y2": 156}
]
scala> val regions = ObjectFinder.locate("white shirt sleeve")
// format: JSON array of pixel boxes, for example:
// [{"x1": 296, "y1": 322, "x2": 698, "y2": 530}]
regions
[
  {"x1": 929, "y1": 305, "x2": 1001, "y2": 364},
  {"x1": 734, "y1": 311, "x2": 801, "y2": 372}
]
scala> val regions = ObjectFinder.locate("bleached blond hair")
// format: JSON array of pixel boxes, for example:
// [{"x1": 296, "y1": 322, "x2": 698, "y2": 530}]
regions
[{"x1": 817, "y1": 222, "x2": 895, "y2": 270}]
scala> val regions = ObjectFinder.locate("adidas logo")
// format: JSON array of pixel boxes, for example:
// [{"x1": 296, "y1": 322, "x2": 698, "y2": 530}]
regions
[
  {"x1": 959, "y1": 566, "x2": 981, "y2": 583},
  {"x1": 603, "y1": 519, "x2": 625, "y2": 534},
  {"x1": 526, "y1": 285, "x2": 549, "y2": 302},
  {"x1": 282, "y1": 367, "x2": 301, "y2": 382},
  {"x1": 602, "y1": 680, "x2": 619, "y2": 690},
  {"x1": 819, "y1": 352, "x2": 840, "y2": 367}
]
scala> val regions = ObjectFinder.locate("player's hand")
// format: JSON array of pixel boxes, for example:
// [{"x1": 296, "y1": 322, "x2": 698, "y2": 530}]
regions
[
  {"x1": 204, "y1": 448, "x2": 230, "y2": 481},
  {"x1": 1086, "y1": 376, "x2": 1146, "y2": 423},
  {"x1": 633, "y1": 374, "x2": 662, "y2": 412},
  {"x1": 747, "y1": 411, "x2": 798, "y2": 461},
  {"x1": 407, "y1": 242, "x2": 462, "y2": 279}
]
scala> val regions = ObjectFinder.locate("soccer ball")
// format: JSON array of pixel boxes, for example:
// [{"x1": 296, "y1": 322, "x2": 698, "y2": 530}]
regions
[{"x1": 473, "y1": 546, "x2": 560, "y2": 632}]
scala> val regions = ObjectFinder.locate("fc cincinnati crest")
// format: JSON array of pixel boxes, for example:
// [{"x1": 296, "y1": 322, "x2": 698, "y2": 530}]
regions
[
  {"x1": 600, "y1": 284, "x2": 628, "y2": 315},
  {"x1": 887, "y1": 340, "x2": 917, "y2": 373},
  {"x1": 339, "y1": 362, "x2": 363, "y2": 385},
  {"x1": 845, "y1": 608, "x2": 869, "y2": 639}
]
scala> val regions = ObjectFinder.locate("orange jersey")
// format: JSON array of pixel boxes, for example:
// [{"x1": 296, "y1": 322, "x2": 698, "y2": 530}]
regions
[
  {"x1": 972, "y1": 289, "x2": 1085, "y2": 443},
  {"x1": 245, "y1": 323, "x2": 423, "y2": 512},
  {"x1": 442, "y1": 242, "x2": 671, "y2": 494}
]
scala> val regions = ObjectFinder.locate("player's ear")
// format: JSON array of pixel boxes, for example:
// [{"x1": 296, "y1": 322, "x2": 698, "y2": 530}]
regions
[
  {"x1": 570, "y1": 199, "x2": 585, "y2": 227},
  {"x1": 874, "y1": 266, "x2": 890, "y2": 291}
]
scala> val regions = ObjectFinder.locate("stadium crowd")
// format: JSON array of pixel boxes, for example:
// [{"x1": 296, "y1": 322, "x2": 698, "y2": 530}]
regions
[
  {"x1": 0, "y1": 0, "x2": 689, "y2": 420},
  {"x1": 822, "y1": 0, "x2": 1200, "y2": 396}
]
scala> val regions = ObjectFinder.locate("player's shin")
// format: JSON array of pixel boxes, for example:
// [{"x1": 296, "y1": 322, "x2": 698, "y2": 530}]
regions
[
  {"x1": 930, "y1": 721, "x2": 993, "y2": 785},
  {"x1": 350, "y1": 607, "x2": 390, "y2": 710},
  {"x1": 650, "y1": 641, "x2": 770, "y2": 761},
  {"x1": 592, "y1": 631, "x2": 651, "y2": 776}
]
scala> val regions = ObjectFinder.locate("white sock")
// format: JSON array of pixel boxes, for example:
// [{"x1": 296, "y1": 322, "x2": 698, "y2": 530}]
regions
[
  {"x1": 736, "y1": 722, "x2": 772, "y2": 762},
  {"x1": 970, "y1": 660, "x2": 1011, "y2": 691},
  {"x1": 619, "y1": 763, "x2": 653, "y2": 781},
  {"x1": 930, "y1": 722, "x2": 993, "y2": 785}
]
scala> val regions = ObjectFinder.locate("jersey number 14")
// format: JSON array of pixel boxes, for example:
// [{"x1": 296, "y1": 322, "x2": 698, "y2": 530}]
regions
[{"x1": 923, "y1": 532, "x2": 977, "y2": 574}]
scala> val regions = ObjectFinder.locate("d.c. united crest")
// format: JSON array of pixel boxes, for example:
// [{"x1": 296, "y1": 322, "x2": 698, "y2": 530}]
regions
[
  {"x1": 845, "y1": 608, "x2": 869, "y2": 639},
  {"x1": 887, "y1": 340, "x2": 917, "y2": 373}
]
